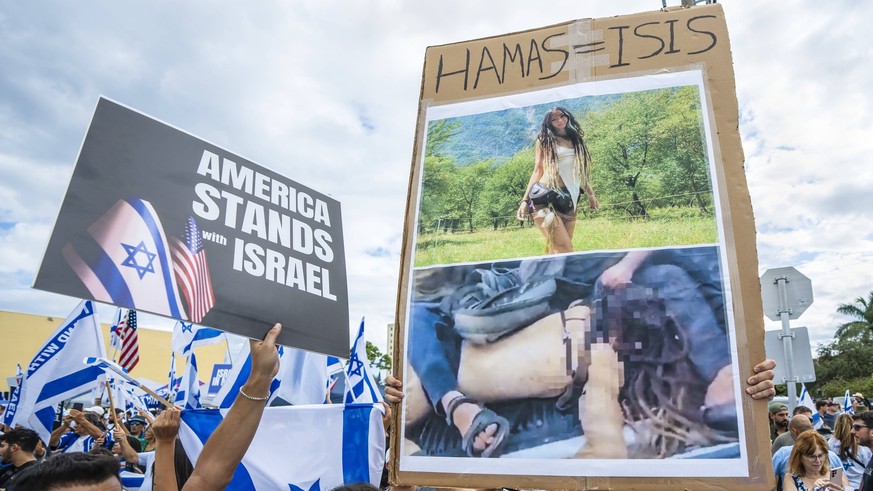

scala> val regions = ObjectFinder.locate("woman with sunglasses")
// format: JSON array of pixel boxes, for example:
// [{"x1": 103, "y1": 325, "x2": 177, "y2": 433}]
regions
[
  {"x1": 786, "y1": 430, "x2": 847, "y2": 491},
  {"x1": 830, "y1": 414, "x2": 872, "y2": 491},
  {"x1": 517, "y1": 107, "x2": 599, "y2": 254}
]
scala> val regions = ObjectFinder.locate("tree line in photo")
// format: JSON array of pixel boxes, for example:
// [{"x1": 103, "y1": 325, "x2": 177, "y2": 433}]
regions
[{"x1": 419, "y1": 86, "x2": 715, "y2": 234}]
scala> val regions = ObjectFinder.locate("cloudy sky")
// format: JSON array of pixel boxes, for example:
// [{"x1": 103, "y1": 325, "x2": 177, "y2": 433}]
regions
[{"x1": 1, "y1": 1, "x2": 870, "y2": 362}]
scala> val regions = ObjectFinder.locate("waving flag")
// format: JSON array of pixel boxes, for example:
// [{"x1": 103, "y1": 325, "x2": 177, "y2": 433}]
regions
[
  {"x1": 109, "y1": 307, "x2": 124, "y2": 351},
  {"x1": 326, "y1": 356, "x2": 344, "y2": 399},
  {"x1": 171, "y1": 217, "x2": 215, "y2": 323},
  {"x1": 14, "y1": 364, "x2": 23, "y2": 387},
  {"x1": 167, "y1": 352, "x2": 179, "y2": 402},
  {"x1": 120, "y1": 470, "x2": 145, "y2": 491},
  {"x1": 344, "y1": 319, "x2": 383, "y2": 404},
  {"x1": 845, "y1": 389, "x2": 854, "y2": 414},
  {"x1": 110, "y1": 375, "x2": 151, "y2": 415},
  {"x1": 799, "y1": 384, "x2": 816, "y2": 420},
  {"x1": 213, "y1": 343, "x2": 327, "y2": 409},
  {"x1": 61, "y1": 198, "x2": 188, "y2": 319},
  {"x1": 118, "y1": 310, "x2": 140, "y2": 371},
  {"x1": 175, "y1": 352, "x2": 202, "y2": 410},
  {"x1": 3, "y1": 301, "x2": 107, "y2": 443},
  {"x1": 178, "y1": 404, "x2": 385, "y2": 490},
  {"x1": 172, "y1": 321, "x2": 225, "y2": 355}
]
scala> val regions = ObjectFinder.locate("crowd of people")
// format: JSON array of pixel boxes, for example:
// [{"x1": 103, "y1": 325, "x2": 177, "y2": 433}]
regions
[
  {"x1": 5, "y1": 316, "x2": 865, "y2": 491},
  {"x1": 0, "y1": 322, "x2": 284, "y2": 491},
  {"x1": 768, "y1": 394, "x2": 873, "y2": 491}
]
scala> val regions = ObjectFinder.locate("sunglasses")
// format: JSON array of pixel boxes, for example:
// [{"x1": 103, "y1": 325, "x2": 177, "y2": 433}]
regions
[{"x1": 853, "y1": 424, "x2": 868, "y2": 431}]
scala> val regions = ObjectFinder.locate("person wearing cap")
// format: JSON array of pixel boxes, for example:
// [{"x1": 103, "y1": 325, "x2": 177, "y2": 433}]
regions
[
  {"x1": 85, "y1": 405, "x2": 105, "y2": 418},
  {"x1": 127, "y1": 415, "x2": 149, "y2": 450},
  {"x1": 773, "y1": 406, "x2": 815, "y2": 455},
  {"x1": 771, "y1": 402, "x2": 790, "y2": 442}
]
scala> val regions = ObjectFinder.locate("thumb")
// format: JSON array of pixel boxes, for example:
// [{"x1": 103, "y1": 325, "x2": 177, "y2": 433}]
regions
[{"x1": 262, "y1": 323, "x2": 282, "y2": 346}]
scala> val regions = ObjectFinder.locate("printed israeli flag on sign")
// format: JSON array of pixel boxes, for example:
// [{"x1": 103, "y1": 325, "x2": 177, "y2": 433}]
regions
[
  {"x1": 62, "y1": 198, "x2": 188, "y2": 320},
  {"x1": 213, "y1": 342, "x2": 328, "y2": 408},
  {"x1": 172, "y1": 321, "x2": 225, "y2": 355},
  {"x1": 178, "y1": 404, "x2": 385, "y2": 490},
  {"x1": 3, "y1": 301, "x2": 107, "y2": 444},
  {"x1": 344, "y1": 319, "x2": 383, "y2": 404}
]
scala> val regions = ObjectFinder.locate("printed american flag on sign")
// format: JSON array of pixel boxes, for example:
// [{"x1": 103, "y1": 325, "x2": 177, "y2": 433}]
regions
[
  {"x1": 118, "y1": 309, "x2": 139, "y2": 371},
  {"x1": 171, "y1": 217, "x2": 215, "y2": 323}
]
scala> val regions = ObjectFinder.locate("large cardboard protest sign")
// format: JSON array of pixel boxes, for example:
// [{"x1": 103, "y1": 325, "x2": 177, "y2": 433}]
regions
[
  {"x1": 35, "y1": 98, "x2": 349, "y2": 357},
  {"x1": 392, "y1": 5, "x2": 772, "y2": 490}
]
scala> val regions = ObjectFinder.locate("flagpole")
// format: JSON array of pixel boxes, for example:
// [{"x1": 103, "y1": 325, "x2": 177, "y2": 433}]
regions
[
  {"x1": 140, "y1": 384, "x2": 174, "y2": 409},
  {"x1": 105, "y1": 379, "x2": 120, "y2": 430}
]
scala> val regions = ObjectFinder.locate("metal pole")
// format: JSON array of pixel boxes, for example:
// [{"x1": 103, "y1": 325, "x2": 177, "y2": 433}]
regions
[{"x1": 776, "y1": 276, "x2": 797, "y2": 410}]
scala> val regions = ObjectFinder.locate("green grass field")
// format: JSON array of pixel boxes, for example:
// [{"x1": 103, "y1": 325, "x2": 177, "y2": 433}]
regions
[{"x1": 414, "y1": 211, "x2": 718, "y2": 267}]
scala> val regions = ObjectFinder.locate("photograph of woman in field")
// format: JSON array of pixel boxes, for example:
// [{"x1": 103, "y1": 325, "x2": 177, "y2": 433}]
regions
[
  {"x1": 414, "y1": 73, "x2": 720, "y2": 267},
  {"x1": 517, "y1": 107, "x2": 599, "y2": 254}
]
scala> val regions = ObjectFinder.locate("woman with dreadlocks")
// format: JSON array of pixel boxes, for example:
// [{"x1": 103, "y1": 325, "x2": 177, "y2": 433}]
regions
[{"x1": 517, "y1": 107, "x2": 599, "y2": 254}]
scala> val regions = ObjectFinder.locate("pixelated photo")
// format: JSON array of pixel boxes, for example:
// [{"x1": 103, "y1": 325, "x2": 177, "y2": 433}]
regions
[{"x1": 399, "y1": 245, "x2": 745, "y2": 476}]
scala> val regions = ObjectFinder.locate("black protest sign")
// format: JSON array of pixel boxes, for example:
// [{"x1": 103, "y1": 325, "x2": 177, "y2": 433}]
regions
[{"x1": 35, "y1": 98, "x2": 349, "y2": 357}]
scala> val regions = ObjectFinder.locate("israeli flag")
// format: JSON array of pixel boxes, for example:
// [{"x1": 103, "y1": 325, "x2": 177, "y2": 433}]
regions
[
  {"x1": 845, "y1": 389, "x2": 854, "y2": 414},
  {"x1": 120, "y1": 470, "x2": 145, "y2": 491},
  {"x1": 175, "y1": 352, "x2": 202, "y2": 410},
  {"x1": 213, "y1": 342, "x2": 328, "y2": 408},
  {"x1": 83, "y1": 357, "x2": 137, "y2": 385},
  {"x1": 98, "y1": 372, "x2": 151, "y2": 415},
  {"x1": 327, "y1": 356, "x2": 344, "y2": 376},
  {"x1": 3, "y1": 301, "x2": 107, "y2": 444},
  {"x1": 167, "y1": 352, "x2": 179, "y2": 402},
  {"x1": 172, "y1": 321, "x2": 225, "y2": 355},
  {"x1": 109, "y1": 307, "x2": 124, "y2": 350},
  {"x1": 62, "y1": 198, "x2": 188, "y2": 320},
  {"x1": 344, "y1": 319, "x2": 383, "y2": 404},
  {"x1": 178, "y1": 404, "x2": 385, "y2": 490},
  {"x1": 799, "y1": 384, "x2": 817, "y2": 423}
]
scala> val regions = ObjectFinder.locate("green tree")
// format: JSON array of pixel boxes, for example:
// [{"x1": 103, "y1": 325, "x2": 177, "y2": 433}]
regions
[
  {"x1": 804, "y1": 290, "x2": 873, "y2": 397},
  {"x1": 835, "y1": 291, "x2": 873, "y2": 339},
  {"x1": 652, "y1": 86, "x2": 711, "y2": 213},
  {"x1": 365, "y1": 341, "x2": 392, "y2": 372},
  {"x1": 419, "y1": 120, "x2": 464, "y2": 231},
  {"x1": 479, "y1": 146, "x2": 535, "y2": 227},
  {"x1": 444, "y1": 160, "x2": 493, "y2": 232},
  {"x1": 584, "y1": 89, "x2": 672, "y2": 218}
]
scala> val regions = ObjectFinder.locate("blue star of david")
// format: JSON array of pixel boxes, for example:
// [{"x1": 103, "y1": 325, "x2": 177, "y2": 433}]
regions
[
  {"x1": 347, "y1": 351, "x2": 364, "y2": 377},
  {"x1": 181, "y1": 322, "x2": 193, "y2": 334},
  {"x1": 120, "y1": 241, "x2": 157, "y2": 279}
]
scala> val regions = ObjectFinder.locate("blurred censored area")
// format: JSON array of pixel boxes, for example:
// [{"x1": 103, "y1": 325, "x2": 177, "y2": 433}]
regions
[{"x1": 402, "y1": 246, "x2": 735, "y2": 459}]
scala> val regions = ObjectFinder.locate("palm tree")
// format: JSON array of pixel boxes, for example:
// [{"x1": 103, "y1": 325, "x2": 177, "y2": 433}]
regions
[{"x1": 835, "y1": 291, "x2": 873, "y2": 339}]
